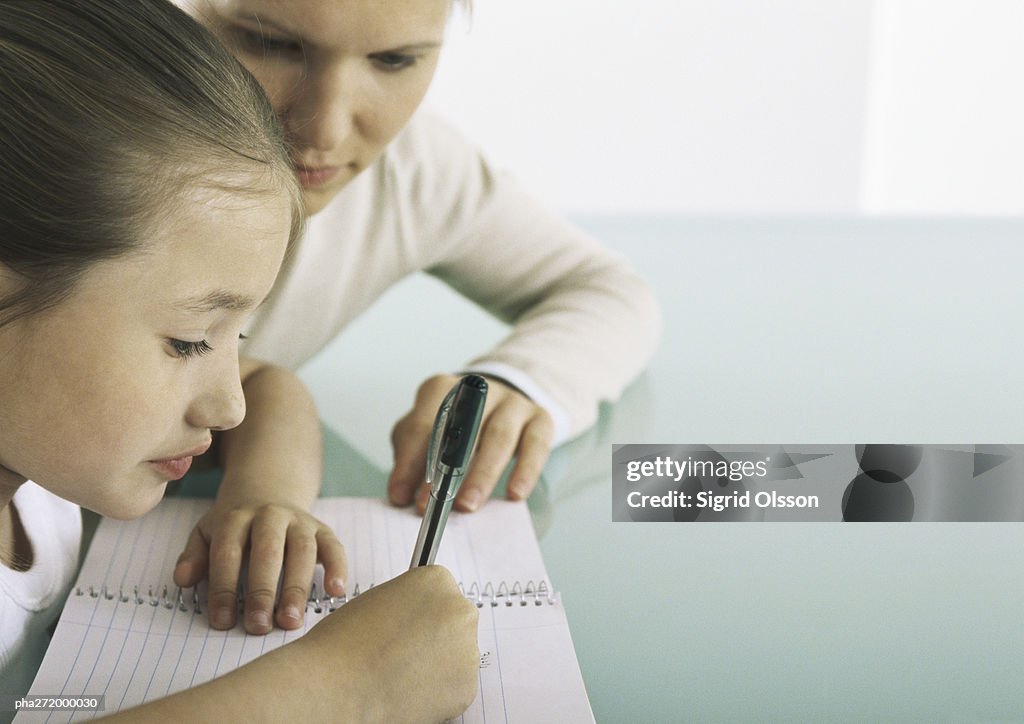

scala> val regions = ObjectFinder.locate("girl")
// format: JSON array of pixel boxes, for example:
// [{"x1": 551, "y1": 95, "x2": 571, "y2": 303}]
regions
[
  {"x1": 171, "y1": 0, "x2": 662, "y2": 632},
  {"x1": 0, "y1": 1, "x2": 478, "y2": 720}
]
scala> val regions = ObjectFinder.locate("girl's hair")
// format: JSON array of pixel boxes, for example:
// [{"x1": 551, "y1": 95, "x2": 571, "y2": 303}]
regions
[{"x1": 0, "y1": 0, "x2": 303, "y2": 328}]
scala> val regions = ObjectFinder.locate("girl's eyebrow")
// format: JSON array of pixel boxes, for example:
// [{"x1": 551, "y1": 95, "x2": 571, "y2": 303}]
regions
[{"x1": 175, "y1": 290, "x2": 260, "y2": 313}]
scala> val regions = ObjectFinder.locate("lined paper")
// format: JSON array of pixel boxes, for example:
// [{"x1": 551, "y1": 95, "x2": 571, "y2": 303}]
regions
[{"x1": 19, "y1": 498, "x2": 593, "y2": 723}]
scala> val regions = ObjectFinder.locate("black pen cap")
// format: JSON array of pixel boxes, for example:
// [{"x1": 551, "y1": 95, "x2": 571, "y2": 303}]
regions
[{"x1": 440, "y1": 375, "x2": 488, "y2": 469}]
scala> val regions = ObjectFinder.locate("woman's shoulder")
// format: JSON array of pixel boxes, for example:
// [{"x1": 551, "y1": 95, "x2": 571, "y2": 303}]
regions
[
  {"x1": 312, "y1": 109, "x2": 507, "y2": 249},
  {"x1": 386, "y1": 108, "x2": 479, "y2": 164},
  {"x1": 374, "y1": 108, "x2": 505, "y2": 225},
  {"x1": 316, "y1": 109, "x2": 478, "y2": 224},
  {"x1": 379, "y1": 108, "x2": 490, "y2": 192}
]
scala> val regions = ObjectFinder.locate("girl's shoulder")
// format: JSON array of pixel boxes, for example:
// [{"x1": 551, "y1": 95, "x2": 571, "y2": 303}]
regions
[
  {"x1": 0, "y1": 485, "x2": 81, "y2": 708},
  {"x1": 0, "y1": 482, "x2": 81, "y2": 607}
]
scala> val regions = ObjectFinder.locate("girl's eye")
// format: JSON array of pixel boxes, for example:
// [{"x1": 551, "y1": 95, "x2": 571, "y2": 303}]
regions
[
  {"x1": 235, "y1": 27, "x2": 302, "y2": 56},
  {"x1": 168, "y1": 339, "x2": 214, "y2": 360},
  {"x1": 370, "y1": 52, "x2": 417, "y2": 71}
]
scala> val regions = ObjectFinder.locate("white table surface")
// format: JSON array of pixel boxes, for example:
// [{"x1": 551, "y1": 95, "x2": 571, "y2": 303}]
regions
[{"x1": 298, "y1": 216, "x2": 1024, "y2": 722}]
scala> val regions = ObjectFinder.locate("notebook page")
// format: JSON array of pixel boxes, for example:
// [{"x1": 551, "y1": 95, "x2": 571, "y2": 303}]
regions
[
  {"x1": 70, "y1": 497, "x2": 549, "y2": 595},
  {"x1": 19, "y1": 498, "x2": 593, "y2": 723}
]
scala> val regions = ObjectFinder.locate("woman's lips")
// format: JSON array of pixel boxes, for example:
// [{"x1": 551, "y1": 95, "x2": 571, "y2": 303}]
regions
[{"x1": 294, "y1": 164, "x2": 341, "y2": 188}]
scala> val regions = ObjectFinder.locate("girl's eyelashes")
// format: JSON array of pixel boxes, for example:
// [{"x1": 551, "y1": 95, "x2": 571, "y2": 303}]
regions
[
  {"x1": 167, "y1": 334, "x2": 246, "y2": 360},
  {"x1": 167, "y1": 339, "x2": 214, "y2": 360},
  {"x1": 369, "y1": 52, "x2": 418, "y2": 71}
]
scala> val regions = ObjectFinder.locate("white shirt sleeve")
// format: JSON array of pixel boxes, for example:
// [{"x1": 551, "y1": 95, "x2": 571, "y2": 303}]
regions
[
  {"x1": 401, "y1": 111, "x2": 662, "y2": 439},
  {"x1": 0, "y1": 482, "x2": 81, "y2": 706}
]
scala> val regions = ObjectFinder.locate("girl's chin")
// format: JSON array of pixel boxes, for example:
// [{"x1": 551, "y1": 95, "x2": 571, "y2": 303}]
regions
[{"x1": 86, "y1": 480, "x2": 168, "y2": 521}]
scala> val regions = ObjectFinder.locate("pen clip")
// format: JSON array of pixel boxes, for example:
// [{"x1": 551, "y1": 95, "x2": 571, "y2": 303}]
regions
[{"x1": 425, "y1": 385, "x2": 458, "y2": 486}]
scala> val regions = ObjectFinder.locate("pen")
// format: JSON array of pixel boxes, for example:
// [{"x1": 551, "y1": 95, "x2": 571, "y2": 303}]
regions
[{"x1": 410, "y1": 374, "x2": 488, "y2": 568}]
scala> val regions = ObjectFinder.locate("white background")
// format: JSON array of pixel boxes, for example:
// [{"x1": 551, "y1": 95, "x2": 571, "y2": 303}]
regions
[{"x1": 425, "y1": 0, "x2": 1024, "y2": 216}]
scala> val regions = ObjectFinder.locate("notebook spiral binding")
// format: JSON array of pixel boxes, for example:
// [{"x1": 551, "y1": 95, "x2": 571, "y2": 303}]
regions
[
  {"x1": 460, "y1": 580, "x2": 559, "y2": 608},
  {"x1": 74, "y1": 578, "x2": 559, "y2": 615}
]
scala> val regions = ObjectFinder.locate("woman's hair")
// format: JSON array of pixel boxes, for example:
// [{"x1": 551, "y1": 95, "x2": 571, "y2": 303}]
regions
[{"x1": 0, "y1": 0, "x2": 303, "y2": 327}]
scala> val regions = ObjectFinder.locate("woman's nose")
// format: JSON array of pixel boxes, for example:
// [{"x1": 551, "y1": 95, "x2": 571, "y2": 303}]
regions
[{"x1": 286, "y1": 62, "x2": 358, "y2": 154}]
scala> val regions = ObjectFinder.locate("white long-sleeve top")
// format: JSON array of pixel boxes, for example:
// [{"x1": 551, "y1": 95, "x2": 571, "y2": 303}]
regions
[
  {"x1": 242, "y1": 110, "x2": 660, "y2": 443},
  {"x1": 0, "y1": 482, "x2": 81, "y2": 710}
]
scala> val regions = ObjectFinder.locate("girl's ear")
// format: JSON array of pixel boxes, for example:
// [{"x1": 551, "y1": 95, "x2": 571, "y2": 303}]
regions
[{"x1": 0, "y1": 263, "x2": 29, "y2": 327}]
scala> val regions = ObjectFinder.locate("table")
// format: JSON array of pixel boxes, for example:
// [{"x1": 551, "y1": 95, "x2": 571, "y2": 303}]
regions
[{"x1": 293, "y1": 217, "x2": 1024, "y2": 721}]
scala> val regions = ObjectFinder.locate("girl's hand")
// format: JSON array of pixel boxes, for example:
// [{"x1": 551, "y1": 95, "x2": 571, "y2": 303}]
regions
[
  {"x1": 301, "y1": 565, "x2": 480, "y2": 722},
  {"x1": 387, "y1": 373, "x2": 555, "y2": 513},
  {"x1": 172, "y1": 502, "x2": 347, "y2": 634}
]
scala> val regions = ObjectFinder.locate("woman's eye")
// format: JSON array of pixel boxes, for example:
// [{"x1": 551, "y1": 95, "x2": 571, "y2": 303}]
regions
[
  {"x1": 168, "y1": 339, "x2": 214, "y2": 360},
  {"x1": 370, "y1": 52, "x2": 417, "y2": 71},
  {"x1": 235, "y1": 27, "x2": 301, "y2": 55}
]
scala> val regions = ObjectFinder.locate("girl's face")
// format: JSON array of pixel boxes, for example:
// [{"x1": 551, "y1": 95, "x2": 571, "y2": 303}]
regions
[
  {"x1": 183, "y1": 0, "x2": 451, "y2": 216},
  {"x1": 0, "y1": 185, "x2": 291, "y2": 519}
]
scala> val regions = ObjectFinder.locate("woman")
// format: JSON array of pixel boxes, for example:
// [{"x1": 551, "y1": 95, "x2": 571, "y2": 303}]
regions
[
  {"x1": 0, "y1": 1, "x2": 477, "y2": 719},
  {"x1": 172, "y1": 0, "x2": 662, "y2": 632}
]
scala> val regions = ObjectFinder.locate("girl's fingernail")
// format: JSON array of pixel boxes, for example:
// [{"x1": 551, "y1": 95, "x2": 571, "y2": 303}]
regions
[{"x1": 248, "y1": 610, "x2": 271, "y2": 630}]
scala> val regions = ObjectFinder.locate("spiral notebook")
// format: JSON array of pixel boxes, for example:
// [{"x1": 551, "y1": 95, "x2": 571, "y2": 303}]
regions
[{"x1": 19, "y1": 497, "x2": 593, "y2": 722}]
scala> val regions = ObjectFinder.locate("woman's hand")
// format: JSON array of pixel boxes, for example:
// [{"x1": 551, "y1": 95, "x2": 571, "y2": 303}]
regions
[
  {"x1": 387, "y1": 373, "x2": 554, "y2": 513},
  {"x1": 173, "y1": 502, "x2": 347, "y2": 634}
]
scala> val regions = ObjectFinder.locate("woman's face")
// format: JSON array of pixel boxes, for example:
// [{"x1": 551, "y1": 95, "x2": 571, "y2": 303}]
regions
[
  {"x1": 183, "y1": 0, "x2": 451, "y2": 215},
  {"x1": 0, "y1": 184, "x2": 291, "y2": 519}
]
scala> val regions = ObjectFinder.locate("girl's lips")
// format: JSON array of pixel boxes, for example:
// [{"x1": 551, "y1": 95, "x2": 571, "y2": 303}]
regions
[
  {"x1": 149, "y1": 442, "x2": 211, "y2": 481},
  {"x1": 149, "y1": 456, "x2": 194, "y2": 481},
  {"x1": 294, "y1": 164, "x2": 341, "y2": 188}
]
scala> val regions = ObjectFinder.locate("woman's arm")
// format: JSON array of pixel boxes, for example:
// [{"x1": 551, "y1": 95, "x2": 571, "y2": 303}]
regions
[{"x1": 386, "y1": 111, "x2": 662, "y2": 512}]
